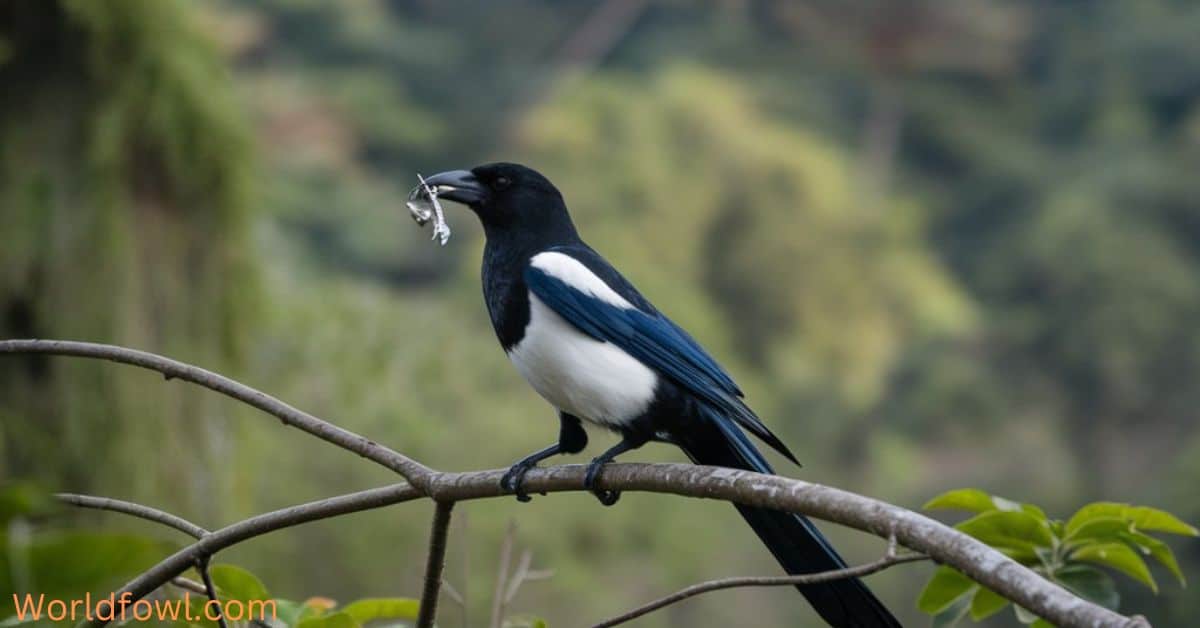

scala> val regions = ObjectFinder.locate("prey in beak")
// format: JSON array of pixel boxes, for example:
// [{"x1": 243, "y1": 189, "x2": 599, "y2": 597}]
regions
[{"x1": 406, "y1": 170, "x2": 488, "y2": 246}]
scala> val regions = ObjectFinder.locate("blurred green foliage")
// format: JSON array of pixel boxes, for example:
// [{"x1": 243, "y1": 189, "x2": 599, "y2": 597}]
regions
[
  {"x1": 0, "y1": 0, "x2": 256, "y2": 512},
  {"x1": 918, "y1": 489, "x2": 1197, "y2": 627},
  {"x1": 1, "y1": 484, "x2": 177, "y2": 624},
  {"x1": 3, "y1": 0, "x2": 1200, "y2": 626}
]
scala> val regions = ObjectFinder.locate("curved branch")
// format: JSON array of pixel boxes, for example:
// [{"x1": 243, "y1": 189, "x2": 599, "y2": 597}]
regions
[
  {"x1": 56, "y1": 493, "x2": 209, "y2": 539},
  {"x1": 90, "y1": 482, "x2": 422, "y2": 624},
  {"x1": 0, "y1": 340, "x2": 433, "y2": 488},
  {"x1": 2, "y1": 340, "x2": 1145, "y2": 628},
  {"x1": 84, "y1": 465, "x2": 1144, "y2": 628},
  {"x1": 54, "y1": 493, "x2": 228, "y2": 628},
  {"x1": 593, "y1": 542, "x2": 928, "y2": 627}
]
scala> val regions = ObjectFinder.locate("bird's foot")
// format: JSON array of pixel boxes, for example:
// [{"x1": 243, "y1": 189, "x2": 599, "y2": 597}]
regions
[
  {"x1": 584, "y1": 457, "x2": 621, "y2": 506},
  {"x1": 500, "y1": 462, "x2": 537, "y2": 503}
]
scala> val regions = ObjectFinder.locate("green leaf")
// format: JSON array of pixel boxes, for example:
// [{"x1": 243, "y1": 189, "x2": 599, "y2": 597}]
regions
[
  {"x1": 340, "y1": 598, "x2": 419, "y2": 623},
  {"x1": 273, "y1": 600, "x2": 308, "y2": 627},
  {"x1": 956, "y1": 510, "x2": 1054, "y2": 557},
  {"x1": 1054, "y1": 565, "x2": 1119, "y2": 610},
  {"x1": 931, "y1": 593, "x2": 972, "y2": 628},
  {"x1": 1072, "y1": 542, "x2": 1157, "y2": 592},
  {"x1": 272, "y1": 598, "x2": 338, "y2": 626},
  {"x1": 209, "y1": 564, "x2": 270, "y2": 601},
  {"x1": 917, "y1": 566, "x2": 976, "y2": 614},
  {"x1": 924, "y1": 489, "x2": 997, "y2": 513},
  {"x1": 1014, "y1": 604, "x2": 1038, "y2": 624},
  {"x1": 1065, "y1": 516, "x2": 1132, "y2": 544},
  {"x1": 1067, "y1": 502, "x2": 1198, "y2": 537},
  {"x1": 1125, "y1": 506, "x2": 1199, "y2": 537},
  {"x1": 184, "y1": 591, "x2": 219, "y2": 628},
  {"x1": 1066, "y1": 503, "x2": 1128, "y2": 536},
  {"x1": 296, "y1": 611, "x2": 361, "y2": 628},
  {"x1": 969, "y1": 586, "x2": 1008, "y2": 620},
  {"x1": 1119, "y1": 531, "x2": 1186, "y2": 586},
  {"x1": 1021, "y1": 503, "x2": 1049, "y2": 522},
  {"x1": 1032, "y1": 620, "x2": 1054, "y2": 628}
]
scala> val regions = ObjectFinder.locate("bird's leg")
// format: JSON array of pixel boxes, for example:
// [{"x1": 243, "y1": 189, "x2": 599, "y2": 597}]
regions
[
  {"x1": 500, "y1": 443, "x2": 561, "y2": 503},
  {"x1": 500, "y1": 414, "x2": 588, "y2": 502},
  {"x1": 584, "y1": 434, "x2": 648, "y2": 506}
]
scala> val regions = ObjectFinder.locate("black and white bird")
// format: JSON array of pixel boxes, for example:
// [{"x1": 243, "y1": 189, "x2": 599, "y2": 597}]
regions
[{"x1": 419, "y1": 163, "x2": 901, "y2": 628}]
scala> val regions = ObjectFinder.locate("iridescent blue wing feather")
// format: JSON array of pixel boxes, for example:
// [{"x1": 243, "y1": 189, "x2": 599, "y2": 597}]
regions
[{"x1": 524, "y1": 246, "x2": 797, "y2": 464}]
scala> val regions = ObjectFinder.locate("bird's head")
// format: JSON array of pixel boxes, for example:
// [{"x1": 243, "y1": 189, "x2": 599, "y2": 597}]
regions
[{"x1": 416, "y1": 163, "x2": 575, "y2": 237}]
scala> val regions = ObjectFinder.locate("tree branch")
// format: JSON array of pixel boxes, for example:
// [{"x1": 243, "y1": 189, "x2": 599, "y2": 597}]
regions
[
  {"x1": 0, "y1": 340, "x2": 433, "y2": 488},
  {"x1": 197, "y1": 557, "x2": 230, "y2": 628},
  {"x1": 54, "y1": 493, "x2": 228, "y2": 628},
  {"x1": 75, "y1": 464, "x2": 1144, "y2": 628},
  {"x1": 56, "y1": 493, "x2": 209, "y2": 539},
  {"x1": 2, "y1": 340, "x2": 1148, "y2": 628},
  {"x1": 417, "y1": 501, "x2": 455, "y2": 628},
  {"x1": 592, "y1": 536, "x2": 927, "y2": 627},
  {"x1": 87, "y1": 482, "x2": 422, "y2": 625}
]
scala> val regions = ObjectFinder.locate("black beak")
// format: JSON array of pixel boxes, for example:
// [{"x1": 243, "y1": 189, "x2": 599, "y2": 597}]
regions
[{"x1": 421, "y1": 169, "x2": 486, "y2": 206}]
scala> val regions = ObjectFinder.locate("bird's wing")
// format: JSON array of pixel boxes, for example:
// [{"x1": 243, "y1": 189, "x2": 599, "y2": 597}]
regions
[{"x1": 525, "y1": 247, "x2": 798, "y2": 464}]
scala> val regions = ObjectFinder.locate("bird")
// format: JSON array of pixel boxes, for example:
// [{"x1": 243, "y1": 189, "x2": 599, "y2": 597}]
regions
[{"x1": 417, "y1": 162, "x2": 901, "y2": 627}]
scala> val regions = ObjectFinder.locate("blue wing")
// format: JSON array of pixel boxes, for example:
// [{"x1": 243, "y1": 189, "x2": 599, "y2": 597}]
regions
[{"x1": 524, "y1": 247, "x2": 798, "y2": 464}]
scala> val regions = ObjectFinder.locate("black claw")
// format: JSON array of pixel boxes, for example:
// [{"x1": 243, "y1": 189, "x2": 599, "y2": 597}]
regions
[
  {"x1": 583, "y1": 460, "x2": 603, "y2": 490},
  {"x1": 500, "y1": 464, "x2": 535, "y2": 503},
  {"x1": 594, "y1": 489, "x2": 621, "y2": 506},
  {"x1": 584, "y1": 457, "x2": 621, "y2": 506}
]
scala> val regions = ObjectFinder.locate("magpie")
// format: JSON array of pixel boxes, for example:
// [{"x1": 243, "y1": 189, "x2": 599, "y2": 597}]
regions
[{"x1": 419, "y1": 163, "x2": 901, "y2": 627}]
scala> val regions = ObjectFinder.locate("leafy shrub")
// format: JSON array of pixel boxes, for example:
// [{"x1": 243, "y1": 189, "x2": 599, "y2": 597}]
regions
[{"x1": 917, "y1": 488, "x2": 1197, "y2": 627}]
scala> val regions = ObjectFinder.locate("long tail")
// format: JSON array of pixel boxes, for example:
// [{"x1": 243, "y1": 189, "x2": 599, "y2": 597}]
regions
[{"x1": 675, "y1": 408, "x2": 902, "y2": 628}]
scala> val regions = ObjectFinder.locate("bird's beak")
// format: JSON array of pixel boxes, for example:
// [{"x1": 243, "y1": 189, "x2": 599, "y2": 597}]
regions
[{"x1": 421, "y1": 169, "x2": 486, "y2": 206}]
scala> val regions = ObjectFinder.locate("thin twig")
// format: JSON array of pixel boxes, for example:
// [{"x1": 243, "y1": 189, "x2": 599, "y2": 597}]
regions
[
  {"x1": 592, "y1": 540, "x2": 927, "y2": 627},
  {"x1": 489, "y1": 520, "x2": 517, "y2": 628},
  {"x1": 523, "y1": 569, "x2": 555, "y2": 581},
  {"x1": 197, "y1": 557, "x2": 229, "y2": 628},
  {"x1": 1, "y1": 340, "x2": 1146, "y2": 628},
  {"x1": 440, "y1": 579, "x2": 465, "y2": 606},
  {"x1": 417, "y1": 501, "x2": 455, "y2": 628},
  {"x1": 55, "y1": 492, "x2": 224, "y2": 626},
  {"x1": 56, "y1": 493, "x2": 209, "y2": 539},
  {"x1": 171, "y1": 577, "x2": 208, "y2": 595},
  {"x1": 0, "y1": 340, "x2": 433, "y2": 488},
  {"x1": 503, "y1": 550, "x2": 533, "y2": 604}
]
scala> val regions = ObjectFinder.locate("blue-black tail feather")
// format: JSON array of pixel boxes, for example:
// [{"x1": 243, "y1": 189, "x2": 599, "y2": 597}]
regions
[{"x1": 676, "y1": 408, "x2": 902, "y2": 628}]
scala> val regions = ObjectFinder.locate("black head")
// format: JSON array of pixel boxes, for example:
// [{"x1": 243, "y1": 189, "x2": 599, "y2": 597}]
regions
[{"x1": 420, "y1": 163, "x2": 577, "y2": 239}]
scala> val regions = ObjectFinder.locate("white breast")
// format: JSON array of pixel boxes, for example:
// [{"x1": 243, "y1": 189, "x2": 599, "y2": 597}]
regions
[{"x1": 508, "y1": 292, "x2": 658, "y2": 427}]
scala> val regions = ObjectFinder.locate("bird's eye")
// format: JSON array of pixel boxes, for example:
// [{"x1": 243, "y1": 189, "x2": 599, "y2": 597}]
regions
[{"x1": 493, "y1": 176, "x2": 511, "y2": 190}]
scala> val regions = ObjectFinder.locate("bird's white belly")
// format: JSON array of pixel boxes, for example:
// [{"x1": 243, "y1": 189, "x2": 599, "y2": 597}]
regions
[{"x1": 508, "y1": 293, "x2": 657, "y2": 427}]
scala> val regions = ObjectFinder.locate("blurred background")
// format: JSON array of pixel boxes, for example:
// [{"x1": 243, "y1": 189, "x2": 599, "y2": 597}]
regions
[{"x1": 2, "y1": 0, "x2": 1200, "y2": 625}]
